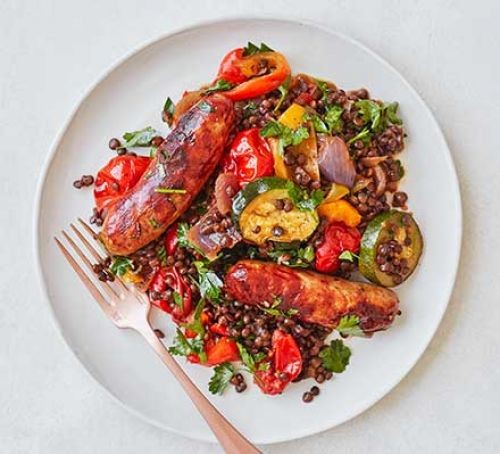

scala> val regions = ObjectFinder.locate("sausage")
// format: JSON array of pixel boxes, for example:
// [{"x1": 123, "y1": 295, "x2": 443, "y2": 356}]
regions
[
  {"x1": 224, "y1": 260, "x2": 400, "y2": 334},
  {"x1": 100, "y1": 94, "x2": 234, "y2": 256}
]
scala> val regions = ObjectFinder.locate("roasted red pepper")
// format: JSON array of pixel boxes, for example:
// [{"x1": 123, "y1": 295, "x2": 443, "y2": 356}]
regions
[
  {"x1": 94, "y1": 155, "x2": 151, "y2": 211},
  {"x1": 187, "y1": 337, "x2": 239, "y2": 366},
  {"x1": 254, "y1": 330, "x2": 303, "y2": 395},
  {"x1": 221, "y1": 128, "x2": 274, "y2": 187},
  {"x1": 149, "y1": 266, "x2": 193, "y2": 322},
  {"x1": 315, "y1": 222, "x2": 361, "y2": 274},
  {"x1": 216, "y1": 48, "x2": 290, "y2": 101},
  {"x1": 164, "y1": 223, "x2": 179, "y2": 256}
]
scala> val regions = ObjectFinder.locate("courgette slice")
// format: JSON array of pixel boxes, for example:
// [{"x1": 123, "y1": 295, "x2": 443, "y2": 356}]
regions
[
  {"x1": 359, "y1": 210, "x2": 423, "y2": 287},
  {"x1": 232, "y1": 177, "x2": 319, "y2": 245}
]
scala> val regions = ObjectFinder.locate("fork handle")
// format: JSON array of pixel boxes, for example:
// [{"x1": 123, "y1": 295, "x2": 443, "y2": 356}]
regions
[{"x1": 139, "y1": 326, "x2": 262, "y2": 454}]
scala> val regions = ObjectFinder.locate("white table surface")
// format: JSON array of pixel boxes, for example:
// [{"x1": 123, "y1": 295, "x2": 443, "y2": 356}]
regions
[{"x1": 1, "y1": 0, "x2": 499, "y2": 452}]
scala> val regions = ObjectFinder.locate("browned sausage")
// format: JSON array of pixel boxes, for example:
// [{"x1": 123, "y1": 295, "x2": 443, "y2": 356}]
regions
[
  {"x1": 100, "y1": 94, "x2": 234, "y2": 255},
  {"x1": 224, "y1": 260, "x2": 400, "y2": 334}
]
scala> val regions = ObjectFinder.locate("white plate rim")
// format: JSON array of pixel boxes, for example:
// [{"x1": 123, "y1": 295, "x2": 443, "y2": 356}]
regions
[{"x1": 33, "y1": 15, "x2": 463, "y2": 445}]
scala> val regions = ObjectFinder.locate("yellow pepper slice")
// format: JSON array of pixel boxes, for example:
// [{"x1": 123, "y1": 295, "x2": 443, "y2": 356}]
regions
[
  {"x1": 317, "y1": 199, "x2": 361, "y2": 227},
  {"x1": 323, "y1": 183, "x2": 350, "y2": 203},
  {"x1": 278, "y1": 103, "x2": 306, "y2": 129}
]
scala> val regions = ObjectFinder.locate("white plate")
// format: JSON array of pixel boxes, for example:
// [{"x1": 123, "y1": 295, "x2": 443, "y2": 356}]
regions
[{"x1": 34, "y1": 17, "x2": 462, "y2": 445}]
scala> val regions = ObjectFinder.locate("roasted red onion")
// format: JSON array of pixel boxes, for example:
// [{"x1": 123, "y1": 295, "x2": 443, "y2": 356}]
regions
[
  {"x1": 317, "y1": 134, "x2": 356, "y2": 188},
  {"x1": 215, "y1": 172, "x2": 239, "y2": 215}
]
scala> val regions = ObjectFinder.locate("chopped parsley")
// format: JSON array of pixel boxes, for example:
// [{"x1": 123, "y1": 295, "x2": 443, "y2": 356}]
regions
[
  {"x1": 208, "y1": 363, "x2": 235, "y2": 395},
  {"x1": 274, "y1": 75, "x2": 291, "y2": 112},
  {"x1": 172, "y1": 291, "x2": 183, "y2": 309},
  {"x1": 176, "y1": 222, "x2": 205, "y2": 256},
  {"x1": 347, "y1": 127, "x2": 372, "y2": 146},
  {"x1": 154, "y1": 187, "x2": 187, "y2": 194},
  {"x1": 193, "y1": 261, "x2": 223, "y2": 303},
  {"x1": 109, "y1": 257, "x2": 134, "y2": 276},
  {"x1": 182, "y1": 299, "x2": 206, "y2": 336},
  {"x1": 286, "y1": 183, "x2": 324, "y2": 211},
  {"x1": 169, "y1": 328, "x2": 207, "y2": 363},
  {"x1": 205, "y1": 79, "x2": 234, "y2": 94},
  {"x1": 324, "y1": 104, "x2": 344, "y2": 133},
  {"x1": 319, "y1": 339, "x2": 351, "y2": 373},
  {"x1": 260, "y1": 120, "x2": 309, "y2": 155},
  {"x1": 337, "y1": 315, "x2": 365, "y2": 337},
  {"x1": 242, "y1": 41, "x2": 274, "y2": 56},
  {"x1": 156, "y1": 245, "x2": 167, "y2": 265},
  {"x1": 267, "y1": 243, "x2": 315, "y2": 268},
  {"x1": 120, "y1": 126, "x2": 159, "y2": 148},
  {"x1": 355, "y1": 100, "x2": 402, "y2": 133},
  {"x1": 338, "y1": 250, "x2": 359, "y2": 262},
  {"x1": 242, "y1": 101, "x2": 258, "y2": 118},
  {"x1": 259, "y1": 297, "x2": 298, "y2": 318},
  {"x1": 236, "y1": 343, "x2": 268, "y2": 373},
  {"x1": 148, "y1": 218, "x2": 160, "y2": 229}
]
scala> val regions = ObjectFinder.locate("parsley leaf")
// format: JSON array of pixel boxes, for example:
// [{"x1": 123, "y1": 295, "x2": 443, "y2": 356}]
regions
[
  {"x1": 243, "y1": 101, "x2": 258, "y2": 118},
  {"x1": 169, "y1": 329, "x2": 207, "y2": 363},
  {"x1": 319, "y1": 339, "x2": 352, "y2": 373},
  {"x1": 259, "y1": 296, "x2": 299, "y2": 318},
  {"x1": 176, "y1": 222, "x2": 205, "y2": 256},
  {"x1": 274, "y1": 75, "x2": 291, "y2": 112},
  {"x1": 236, "y1": 343, "x2": 267, "y2": 374},
  {"x1": 109, "y1": 257, "x2": 134, "y2": 276},
  {"x1": 347, "y1": 127, "x2": 372, "y2": 145},
  {"x1": 337, "y1": 315, "x2": 365, "y2": 337},
  {"x1": 121, "y1": 126, "x2": 158, "y2": 148},
  {"x1": 163, "y1": 97, "x2": 175, "y2": 116},
  {"x1": 267, "y1": 243, "x2": 315, "y2": 268},
  {"x1": 286, "y1": 183, "x2": 324, "y2": 212},
  {"x1": 194, "y1": 261, "x2": 223, "y2": 302},
  {"x1": 260, "y1": 121, "x2": 309, "y2": 155},
  {"x1": 242, "y1": 41, "x2": 274, "y2": 56},
  {"x1": 182, "y1": 299, "x2": 206, "y2": 336},
  {"x1": 315, "y1": 79, "x2": 331, "y2": 102},
  {"x1": 355, "y1": 100, "x2": 402, "y2": 133},
  {"x1": 172, "y1": 291, "x2": 183, "y2": 309},
  {"x1": 205, "y1": 79, "x2": 234, "y2": 94},
  {"x1": 208, "y1": 363, "x2": 235, "y2": 395},
  {"x1": 338, "y1": 250, "x2": 359, "y2": 262},
  {"x1": 305, "y1": 113, "x2": 329, "y2": 133},
  {"x1": 324, "y1": 104, "x2": 344, "y2": 133},
  {"x1": 154, "y1": 187, "x2": 187, "y2": 194}
]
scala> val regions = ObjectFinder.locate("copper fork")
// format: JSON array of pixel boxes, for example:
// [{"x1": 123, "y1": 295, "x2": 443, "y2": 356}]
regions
[{"x1": 54, "y1": 219, "x2": 261, "y2": 454}]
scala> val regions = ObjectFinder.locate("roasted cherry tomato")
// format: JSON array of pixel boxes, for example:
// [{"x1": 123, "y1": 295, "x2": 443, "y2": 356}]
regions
[
  {"x1": 222, "y1": 128, "x2": 274, "y2": 186},
  {"x1": 254, "y1": 330, "x2": 303, "y2": 395},
  {"x1": 209, "y1": 323, "x2": 230, "y2": 336},
  {"x1": 216, "y1": 48, "x2": 291, "y2": 101},
  {"x1": 94, "y1": 155, "x2": 151, "y2": 211},
  {"x1": 164, "y1": 223, "x2": 179, "y2": 256},
  {"x1": 315, "y1": 222, "x2": 361, "y2": 274},
  {"x1": 149, "y1": 266, "x2": 193, "y2": 322}
]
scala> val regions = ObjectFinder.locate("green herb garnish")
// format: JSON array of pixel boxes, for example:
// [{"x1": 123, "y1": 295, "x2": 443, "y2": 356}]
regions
[
  {"x1": 109, "y1": 257, "x2": 134, "y2": 276},
  {"x1": 338, "y1": 250, "x2": 359, "y2": 262},
  {"x1": 319, "y1": 339, "x2": 352, "y2": 373},
  {"x1": 208, "y1": 363, "x2": 235, "y2": 395},
  {"x1": 242, "y1": 41, "x2": 274, "y2": 56},
  {"x1": 324, "y1": 104, "x2": 344, "y2": 133},
  {"x1": 260, "y1": 120, "x2": 309, "y2": 155},
  {"x1": 236, "y1": 343, "x2": 267, "y2": 374},
  {"x1": 120, "y1": 126, "x2": 159, "y2": 148},
  {"x1": 172, "y1": 291, "x2": 184, "y2": 309},
  {"x1": 267, "y1": 243, "x2": 315, "y2": 268},
  {"x1": 169, "y1": 329, "x2": 207, "y2": 363},
  {"x1": 193, "y1": 261, "x2": 223, "y2": 302},
  {"x1": 286, "y1": 183, "x2": 324, "y2": 211},
  {"x1": 259, "y1": 296, "x2": 299, "y2": 318},
  {"x1": 182, "y1": 299, "x2": 206, "y2": 336},
  {"x1": 205, "y1": 79, "x2": 234, "y2": 94},
  {"x1": 355, "y1": 100, "x2": 402, "y2": 133},
  {"x1": 347, "y1": 127, "x2": 372, "y2": 146},
  {"x1": 154, "y1": 187, "x2": 187, "y2": 194},
  {"x1": 336, "y1": 314, "x2": 365, "y2": 337},
  {"x1": 274, "y1": 75, "x2": 291, "y2": 112}
]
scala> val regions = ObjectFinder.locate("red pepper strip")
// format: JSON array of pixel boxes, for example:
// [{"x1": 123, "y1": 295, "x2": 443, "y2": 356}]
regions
[
  {"x1": 185, "y1": 312, "x2": 211, "y2": 339},
  {"x1": 164, "y1": 223, "x2": 179, "y2": 255},
  {"x1": 187, "y1": 337, "x2": 240, "y2": 366},
  {"x1": 221, "y1": 128, "x2": 274, "y2": 187},
  {"x1": 209, "y1": 323, "x2": 230, "y2": 336},
  {"x1": 254, "y1": 330, "x2": 303, "y2": 395},
  {"x1": 94, "y1": 155, "x2": 151, "y2": 211},
  {"x1": 149, "y1": 266, "x2": 193, "y2": 322},
  {"x1": 217, "y1": 50, "x2": 291, "y2": 101},
  {"x1": 315, "y1": 222, "x2": 361, "y2": 274}
]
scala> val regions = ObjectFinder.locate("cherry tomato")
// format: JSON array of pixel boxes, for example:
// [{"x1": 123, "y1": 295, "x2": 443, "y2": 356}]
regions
[
  {"x1": 254, "y1": 330, "x2": 303, "y2": 395},
  {"x1": 315, "y1": 222, "x2": 361, "y2": 273},
  {"x1": 221, "y1": 128, "x2": 274, "y2": 186},
  {"x1": 209, "y1": 323, "x2": 230, "y2": 336},
  {"x1": 164, "y1": 223, "x2": 179, "y2": 256},
  {"x1": 94, "y1": 155, "x2": 151, "y2": 211},
  {"x1": 149, "y1": 266, "x2": 193, "y2": 322},
  {"x1": 216, "y1": 48, "x2": 291, "y2": 101}
]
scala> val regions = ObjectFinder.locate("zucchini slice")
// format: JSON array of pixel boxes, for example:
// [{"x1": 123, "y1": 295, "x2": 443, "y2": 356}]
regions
[
  {"x1": 359, "y1": 210, "x2": 423, "y2": 287},
  {"x1": 232, "y1": 177, "x2": 319, "y2": 245}
]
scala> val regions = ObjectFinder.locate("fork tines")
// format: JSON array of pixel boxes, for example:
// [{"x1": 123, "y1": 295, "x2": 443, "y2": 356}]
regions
[{"x1": 54, "y1": 219, "x2": 118, "y2": 317}]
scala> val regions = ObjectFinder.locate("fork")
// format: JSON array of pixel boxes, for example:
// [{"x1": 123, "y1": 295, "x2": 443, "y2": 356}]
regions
[{"x1": 54, "y1": 219, "x2": 261, "y2": 454}]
